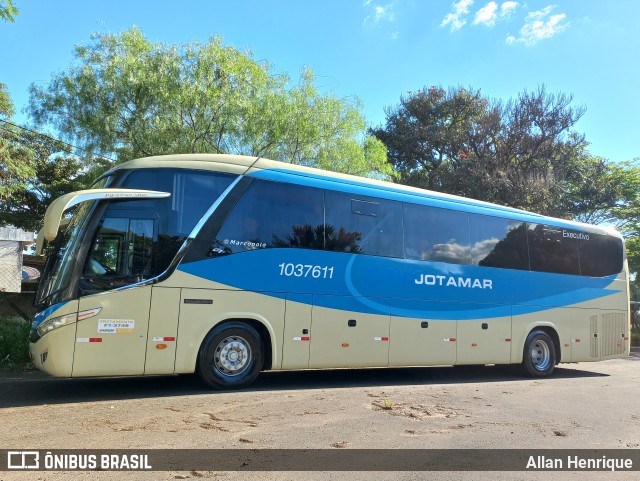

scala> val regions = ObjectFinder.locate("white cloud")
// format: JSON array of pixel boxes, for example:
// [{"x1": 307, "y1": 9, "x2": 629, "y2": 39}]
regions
[
  {"x1": 473, "y1": 1, "x2": 518, "y2": 27},
  {"x1": 501, "y1": 1, "x2": 518, "y2": 17},
  {"x1": 441, "y1": 0, "x2": 474, "y2": 32},
  {"x1": 364, "y1": 2, "x2": 396, "y2": 24},
  {"x1": 376, "y1": 5, "x2": 395, "y2": 22},
  {"x1": 473, "y1": 2, "x2": 498, "y2": 26},
  {"x1": 507, "y1": 5, "x2": 568, "y2": 46}
]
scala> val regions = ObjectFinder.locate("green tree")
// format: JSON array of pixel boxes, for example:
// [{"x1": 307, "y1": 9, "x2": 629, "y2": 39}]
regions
[
  {"x1": 627, "y1": 236, "x2": 640, "y2": 300},
  {"x1": 1, "y1": 83, "x2": 38, "y2": 200},
  {"x1": 372, "y1": 85, "x2": 598, "y2": 217},
  {"x1": 1, "y1": 83, "x2": 107, "y2": 230},
  {"x1": 0, "y1": 0, "x2": 18, "y2": 22},
  {"x1": 28, "y1": 27, "x2": 390, "y2": 177},
  {"x1": 585, "y1": 160, "x2": 640, "y2": 299},
  {"x1": 0, "y1": 153, "x2": 111, "y2": 231},
  {"x1": 372, "y1": 86, "x2": 491, "y2": 192},
  {"x1": 0, "y1": 83, "x2": 13, "y2": 117},
  {"x1": 572, "y1": 160, "x2": 640, "y2": 226}
]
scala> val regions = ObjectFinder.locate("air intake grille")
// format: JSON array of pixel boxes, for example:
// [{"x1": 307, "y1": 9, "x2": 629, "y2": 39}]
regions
[
  {"x1": 600, "y1": 312, "x2": 627, "y2": 359},
  {"x1": 590, "y1": 315, "x2": 598, "y2": 358}
]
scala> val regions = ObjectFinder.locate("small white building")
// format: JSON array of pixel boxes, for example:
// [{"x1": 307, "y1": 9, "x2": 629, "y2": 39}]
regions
[{"x1": 0, "y1": 226, "x2": 35, "y2": 293}]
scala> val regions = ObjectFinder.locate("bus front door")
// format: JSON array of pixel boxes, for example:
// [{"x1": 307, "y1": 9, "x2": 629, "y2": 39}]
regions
[
  {"x1": 72, "y1": 214, "x2": 158, "y2": 377},
  {"x1": 73, "y1": 286, "x2": 152, "y2": 376}
]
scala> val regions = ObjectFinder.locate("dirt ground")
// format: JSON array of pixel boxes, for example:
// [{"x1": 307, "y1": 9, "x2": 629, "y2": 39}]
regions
[{"x1": 1, "y1": 350, "x2": 639, "y2": 481}]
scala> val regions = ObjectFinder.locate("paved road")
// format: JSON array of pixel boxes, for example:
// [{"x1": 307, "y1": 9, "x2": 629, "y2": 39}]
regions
[
  {"x1": 0, "y1": 360, "x2": 613, "y2": 408},
  {"x1": 1, "y1": 349, "x2": 638, "y2": 481}
]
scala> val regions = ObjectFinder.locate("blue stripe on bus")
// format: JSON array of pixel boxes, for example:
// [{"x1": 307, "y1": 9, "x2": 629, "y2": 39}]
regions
[
  {"x1": 178, "y1": 249, "x2": 620, "y2": 320},
  {"x1": 247, "y1": 168, "x2": 590, "y2": 232}
]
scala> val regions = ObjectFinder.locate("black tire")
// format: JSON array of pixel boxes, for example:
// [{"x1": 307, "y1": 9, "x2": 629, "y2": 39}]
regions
[
  {"x1": 197, "y1": 322, "x2": 264, "y2": 389},
  {"x1": 522, "y1": 329, "x2": 556, "y2": 377}
]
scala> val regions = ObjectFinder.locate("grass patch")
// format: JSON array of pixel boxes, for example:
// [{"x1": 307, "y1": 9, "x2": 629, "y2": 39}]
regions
[{"x1": 0, "y1": 317, "x2": 33, "y2": 371}]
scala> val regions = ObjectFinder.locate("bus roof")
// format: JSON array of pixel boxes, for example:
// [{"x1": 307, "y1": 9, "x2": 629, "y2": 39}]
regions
[{"x1": 112, "y1": 154, "x2": 622, "y2": 239}]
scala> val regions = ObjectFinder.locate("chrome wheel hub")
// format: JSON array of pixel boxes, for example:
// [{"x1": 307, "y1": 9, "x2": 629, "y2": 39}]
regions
[
  {"x1": 530, "y1": 339, "x2": 551, "y2": 371},
  {"x1": 214, "y1": 336, "x2": 251, "y2": 376}
]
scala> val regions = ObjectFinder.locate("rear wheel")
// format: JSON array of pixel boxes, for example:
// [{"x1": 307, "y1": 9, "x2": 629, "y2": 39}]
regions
[
  {"x1": 522, "y1": 330, "x2": 556, "y2": 377},
  {"x1": 197, "y1": 322, "x2": 264, "y2": 389}
]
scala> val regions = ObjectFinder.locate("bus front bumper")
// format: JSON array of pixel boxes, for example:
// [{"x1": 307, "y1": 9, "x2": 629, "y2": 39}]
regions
[{"x1": 29, "y1": 323, "x2": 76, "y2": 377}]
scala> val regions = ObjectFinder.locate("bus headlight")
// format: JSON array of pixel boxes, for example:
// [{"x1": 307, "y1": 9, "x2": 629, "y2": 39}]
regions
[{"x1": 36, "y1": 313, "x2": 78, "y2": 337}]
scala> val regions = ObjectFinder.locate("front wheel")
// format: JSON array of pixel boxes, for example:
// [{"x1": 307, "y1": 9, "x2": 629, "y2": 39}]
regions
[
  {"x1": 522, "y1": 330, "x2": 556, "y2": 377},
  {"x1": 197, "y1": 323, "x2": 264, "y2": 389}
]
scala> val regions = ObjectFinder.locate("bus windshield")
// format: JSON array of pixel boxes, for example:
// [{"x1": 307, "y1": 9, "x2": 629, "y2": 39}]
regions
[
  {"x1": 35, "y1": 174, "x2": 116, "y2": 309},
  {"x1": 35, "y1": 200, "x2": 98, "y2": 308}
]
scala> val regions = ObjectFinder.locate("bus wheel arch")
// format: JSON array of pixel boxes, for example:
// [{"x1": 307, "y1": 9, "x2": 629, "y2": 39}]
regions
[
  {"x1": 522, "y1": 327, "x2": 560, "y2": 377},
  {"x1": 232, "y1": 318, "x2": 273, "y2": 371},
  {"x1": 196, "y1": 319, "x2": 271, "y2": 389}
]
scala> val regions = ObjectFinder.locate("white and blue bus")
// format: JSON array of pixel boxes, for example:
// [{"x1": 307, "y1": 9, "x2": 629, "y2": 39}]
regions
[{"x1": 29, "y1": 154, "x2": 630, "y2": 388}]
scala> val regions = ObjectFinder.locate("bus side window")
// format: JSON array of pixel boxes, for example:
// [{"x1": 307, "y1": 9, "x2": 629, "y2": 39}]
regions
[
  {"x1": 211, "y1": 180, "x2": 324, "y2": 256},
  {"x1": 527, "y1": 224, "x2": 580, "y2": 275},
  {"x1": 469, "y1": 215, "x2": 529, "y2": 271},
  {"x1": 403, "y1": 203, "x2": 470, "y2": 264},
  {"x1": 578, "y1": 233, "x2": 623, "y2": 277},
  {"x1": 325, "y1": 190, "x2": 403, "y2": 258}
]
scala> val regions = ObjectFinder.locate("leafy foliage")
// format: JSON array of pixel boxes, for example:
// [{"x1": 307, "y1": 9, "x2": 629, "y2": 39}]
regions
[
  {"x1": 0, "y1": 152, "x2": 110, "y2": 231},
  {"x1": 1, "y1": 84, "x2": 38, "y2": 200},
  {"x1": 28, "y1": 27, "x2": 390, "y2": 177},
  {"x1": 571, "y1": 160, "x2": 640, "y2": 235},
  {"x1": 0, "y1": 316, "x2": 31, "y2": 370},
  {"x1": 0, "y1": 82, "x2": 14, "y2": 117},
  {"x1": 0, "y1": 0, "x2": 18, "y2": 22},
  {"x1": 372, "y1": 85, "x2": 600, "y2": 218},
  {"x1": 1, "y1": 84, "x2": 109, "y2": 230}
]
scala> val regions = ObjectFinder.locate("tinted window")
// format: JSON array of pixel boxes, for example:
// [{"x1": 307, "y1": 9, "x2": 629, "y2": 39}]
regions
[
  {"x1": 325, "y1": 190, "x2": 403, "y2": 258},
  {"x1": 119, "y1": 169, "x2": 235, "y2": 235},
  {"x1": 578, "y1": 233, "x2": 623, "y2": 277},
  {"x1": 36, "y1": 201, "x2": 97, "y2": 307},
  {"x1": 403, "y1": 204, "x2": 470, "y2": 264},
  {"x1": 118, "y1": 169, "x2": 235, "y2": 271},
  {"x1": 469, "y1": 215, "x2": 529, "y2": 270},
  {"x1": 82, "y1": 217, "x2": 155, "y2": 292},
  {"x1": 212, "y1": 180, "x2": 324, "y2": 255},
  {"x1": 528, "y1": 224, "x2": 580, "y2": 275}
]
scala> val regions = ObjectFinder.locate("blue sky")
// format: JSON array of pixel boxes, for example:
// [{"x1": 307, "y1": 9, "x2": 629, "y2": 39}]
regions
[{"x1": 1, "y1": 0, "x2": 639, "y2": 163}]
